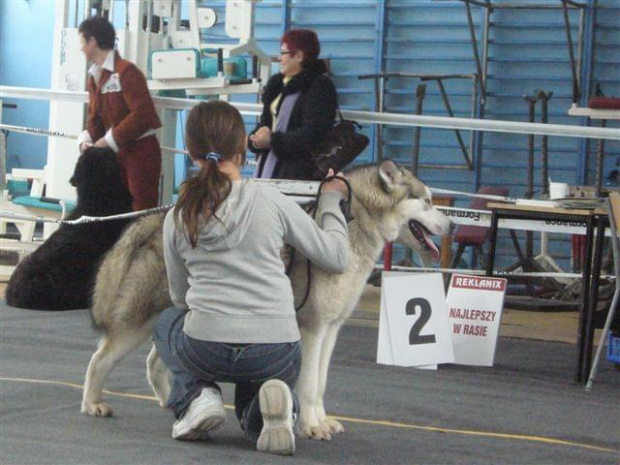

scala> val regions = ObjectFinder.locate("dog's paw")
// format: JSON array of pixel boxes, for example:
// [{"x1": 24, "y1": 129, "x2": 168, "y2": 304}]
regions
[
  {"x1": 298, "y1": 423, "x2": 332, "y2": 441},
  {"x1": 81, "y1": 401, "x2": 114, "y2": 417},
  {"x1": 325, "y1": 418, "x2": 344, "y2": 435}
]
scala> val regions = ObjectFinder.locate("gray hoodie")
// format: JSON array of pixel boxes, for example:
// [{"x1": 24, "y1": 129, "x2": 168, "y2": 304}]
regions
[{"x1": 163, "y1": 179, "x2": 349, "y2": 344}]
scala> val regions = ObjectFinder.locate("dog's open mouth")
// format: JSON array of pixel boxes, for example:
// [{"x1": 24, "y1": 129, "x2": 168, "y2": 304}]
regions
[{"x1": 408, "y1": 220, "x2": 440, "y2": 261}]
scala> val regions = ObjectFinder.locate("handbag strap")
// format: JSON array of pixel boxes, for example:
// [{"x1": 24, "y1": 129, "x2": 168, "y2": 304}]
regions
[{"x1": 335, "y1": 99, "x2": 362, "y2": 129}]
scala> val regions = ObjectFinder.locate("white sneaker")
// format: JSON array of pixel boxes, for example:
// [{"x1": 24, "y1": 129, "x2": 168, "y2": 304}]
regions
[
  {"x1": 172, "y1": 387, "x2": 227, "y2": 440},
  {"x1": 256, "y1": 379, "x2": 295, "y2": 456}
]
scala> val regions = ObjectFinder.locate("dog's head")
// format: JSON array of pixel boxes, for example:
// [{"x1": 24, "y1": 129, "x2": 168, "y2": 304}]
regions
[
  {"x1": 348, "y1": 160, "x2": 453, "y2": 260},
  {"x1": 70, "y1": 147, "x2": 132, "y2": 204}
]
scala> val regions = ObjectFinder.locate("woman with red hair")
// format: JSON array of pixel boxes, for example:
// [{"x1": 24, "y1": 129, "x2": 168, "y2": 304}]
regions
[{"x1": 248, "y1": 29, "x2": 337, "y2": 180}]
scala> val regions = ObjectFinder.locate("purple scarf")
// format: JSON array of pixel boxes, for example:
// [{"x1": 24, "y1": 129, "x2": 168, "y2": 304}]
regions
[{"x1": 255, "y1": 92, "x2": 301, "y2": 179}]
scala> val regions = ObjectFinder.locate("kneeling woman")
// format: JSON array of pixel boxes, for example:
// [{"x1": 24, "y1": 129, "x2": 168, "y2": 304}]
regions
[{"x1": 152, "y1": 101, "x2": 349, "y2": 456}]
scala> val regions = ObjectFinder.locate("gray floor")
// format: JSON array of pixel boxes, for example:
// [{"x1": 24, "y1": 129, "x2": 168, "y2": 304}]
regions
[{"x1": 1, "y1": 303, "x2": 618, "y2": 465}]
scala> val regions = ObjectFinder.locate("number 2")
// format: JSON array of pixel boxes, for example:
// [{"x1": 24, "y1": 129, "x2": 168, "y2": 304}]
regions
[{"x1": 406, "y1": 298, "x2": 436, "y2": 345}]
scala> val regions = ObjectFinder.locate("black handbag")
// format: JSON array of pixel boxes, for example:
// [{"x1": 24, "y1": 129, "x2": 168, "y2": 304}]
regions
[{"x1": 309, "y1": 108, "x2": 369, "y2": 180}]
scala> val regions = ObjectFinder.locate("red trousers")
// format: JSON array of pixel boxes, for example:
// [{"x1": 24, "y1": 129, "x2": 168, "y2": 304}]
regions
[{"x1": 116, "y1": 135, "x2": 162, "y2": 211}]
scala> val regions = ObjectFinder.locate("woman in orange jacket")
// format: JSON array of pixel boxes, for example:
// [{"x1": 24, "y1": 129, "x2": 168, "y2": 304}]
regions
[{"x1": 77, "y1": 16, "x2": 161, "y2": 211}]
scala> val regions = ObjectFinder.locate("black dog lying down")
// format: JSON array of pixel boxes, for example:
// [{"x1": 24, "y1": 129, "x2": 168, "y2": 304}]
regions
[{"x1": 5, "y1": 148, "x2": 133, "y2": 310}]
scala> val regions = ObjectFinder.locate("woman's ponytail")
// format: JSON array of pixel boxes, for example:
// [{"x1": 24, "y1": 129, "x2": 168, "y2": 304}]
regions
[
  {"x1": 175, "y1": 155, "x2": 231, "y2": 248},
  {"x1": 175, "y1": 102, "x2": 246, "y2": 248}
]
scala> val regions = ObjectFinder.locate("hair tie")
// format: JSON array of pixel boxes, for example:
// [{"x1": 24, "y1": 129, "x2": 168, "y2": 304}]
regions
[{"x1": 204, "y1": 152, "x2": 222, "y2": 163}]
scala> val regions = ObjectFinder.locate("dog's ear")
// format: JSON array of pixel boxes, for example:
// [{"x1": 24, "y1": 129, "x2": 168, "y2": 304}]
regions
[
  {"x1": 378, "y1": 159, "x2": 403, "y2": 192},
  {"x1": 69, "y1": 154, "x2": 85, "y2": 187}
]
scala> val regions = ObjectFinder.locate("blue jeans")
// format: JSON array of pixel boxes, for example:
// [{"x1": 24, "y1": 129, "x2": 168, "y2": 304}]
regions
[{"x1": 152, "y1": 306, "x2": 301, "y2": 440}]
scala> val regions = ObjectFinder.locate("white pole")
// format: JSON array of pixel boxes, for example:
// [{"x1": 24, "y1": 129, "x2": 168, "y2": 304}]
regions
[{"x1": 2, "y1": 86, "x2": 620, "y2": 141}]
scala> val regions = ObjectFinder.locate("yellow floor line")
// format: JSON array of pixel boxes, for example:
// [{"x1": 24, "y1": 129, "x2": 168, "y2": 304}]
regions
[
  {"x1": 328, "y1": 414, "x2": 617, "y2": 453},
  {"x1": 1, "y1": 376, "x2": 617, "y2": 454}
]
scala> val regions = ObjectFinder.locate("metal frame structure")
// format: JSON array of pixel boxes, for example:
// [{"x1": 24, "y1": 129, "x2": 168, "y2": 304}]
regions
[
  {"x1": 484, "y1": 200, "x2": 607, "y2": 384},
  {"x1": 146, "y1": 0, "x2": 271, "y2": 96},
  {"x1": 569, "y1": 107, "x2": 620, "y2": 195},
  {"x1": 586, "y1": 192, "x2": 620, "y2": 390},
  {"x1": 358, "y1": 72, "x2": 477, "y2": 173},
  {"x1": 431, "y1": 0, "x2": 591, "y2": 276},
  {"x1": 434, "y1": 0, "x2": 587, "y2": 190}
]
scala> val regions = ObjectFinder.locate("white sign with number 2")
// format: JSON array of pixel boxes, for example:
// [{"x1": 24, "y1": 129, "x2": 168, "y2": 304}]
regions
[{"x1": 377, "y1": 272, "x2": 455, "y2": 368}]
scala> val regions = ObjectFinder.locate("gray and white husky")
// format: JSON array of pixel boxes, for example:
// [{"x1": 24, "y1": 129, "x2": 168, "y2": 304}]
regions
[{"x1": 81, "y1": 160, "x2": 452, "y2": 440}]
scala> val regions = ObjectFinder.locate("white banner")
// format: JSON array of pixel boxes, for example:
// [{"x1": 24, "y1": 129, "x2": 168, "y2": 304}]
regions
[
  {"x1": 437, "y1": 206, "x2": 597, "y2": 235},
  {"x1": 446, "y1": 274, "x2": 507, "y2": 366}
]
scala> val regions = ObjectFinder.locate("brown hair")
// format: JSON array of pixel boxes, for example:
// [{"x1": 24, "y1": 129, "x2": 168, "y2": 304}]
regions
[
  {"x1": 281, "y1": 29, "x2": 321, "y2": 67},
  {"x1": 78, "y1": 16, "x2": 116, "y2": 50},
  {"x1": 176, "y1": 101, "x2": 247, "y2": 247}
]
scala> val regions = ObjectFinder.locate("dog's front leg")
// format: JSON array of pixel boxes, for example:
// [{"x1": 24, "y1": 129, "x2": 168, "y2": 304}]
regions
[
  {"x1": 296, "y1": 324, "x2": 332, "y2": 440},
  {"x1": 146, "y1": 345, "x2": 171, "y2": 407},
  {"x1": 316, "y1": 320, "x2": 345, "y2": 435}
]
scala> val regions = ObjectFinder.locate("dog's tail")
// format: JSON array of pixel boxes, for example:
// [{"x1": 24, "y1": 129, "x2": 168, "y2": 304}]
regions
[{"x1": 90, "y1": 212, "x2": 166, "y2": 331}]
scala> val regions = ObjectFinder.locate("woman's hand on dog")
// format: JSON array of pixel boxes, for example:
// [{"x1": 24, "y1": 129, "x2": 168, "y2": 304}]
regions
[
  {"x1": 79, "y1": 142, "x2": 93, "y2": 153},
  {"x1": 80, "y1": 138, "x2": 110, "y2": 154},
  {"x1": 94, "y1": 138, "x2": 110, "y2": 149},
  {"x1": 323, "y1": 168, "x2": 348, "y2": 197}
]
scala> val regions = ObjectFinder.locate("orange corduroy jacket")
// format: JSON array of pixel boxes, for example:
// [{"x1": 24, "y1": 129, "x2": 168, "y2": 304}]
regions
[{"x1": 86, "y1": 52, "x2": 161, "y2": 149}]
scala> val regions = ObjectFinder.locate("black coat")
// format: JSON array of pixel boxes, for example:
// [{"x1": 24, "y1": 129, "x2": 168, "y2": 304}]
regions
[{"x1": 249, "y1": 60, "x2": 337, "y2": 180}]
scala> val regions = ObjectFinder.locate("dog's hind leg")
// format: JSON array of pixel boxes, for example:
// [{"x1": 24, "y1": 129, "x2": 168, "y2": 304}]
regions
[
  {"x1": 146, "y1": 345, "x2": 170, "y2": 407},
  {"x1": 82, "y1": 327, "x2": 151, "y2": 417},
  {"x1": 315, "y1": 320, "x2": 346, "y2": 436},
  {"x1": 296, "y1": 324, "x2": 333, "y2": 441}
]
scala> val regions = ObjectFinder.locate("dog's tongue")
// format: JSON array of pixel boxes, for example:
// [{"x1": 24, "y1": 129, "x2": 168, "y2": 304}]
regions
[
  {"x1": 425, "y1": 236, "x2": 441, "y2": 262},
  {"x1": 410, "y1": 220, "x2": 441, "y2": 262}
]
